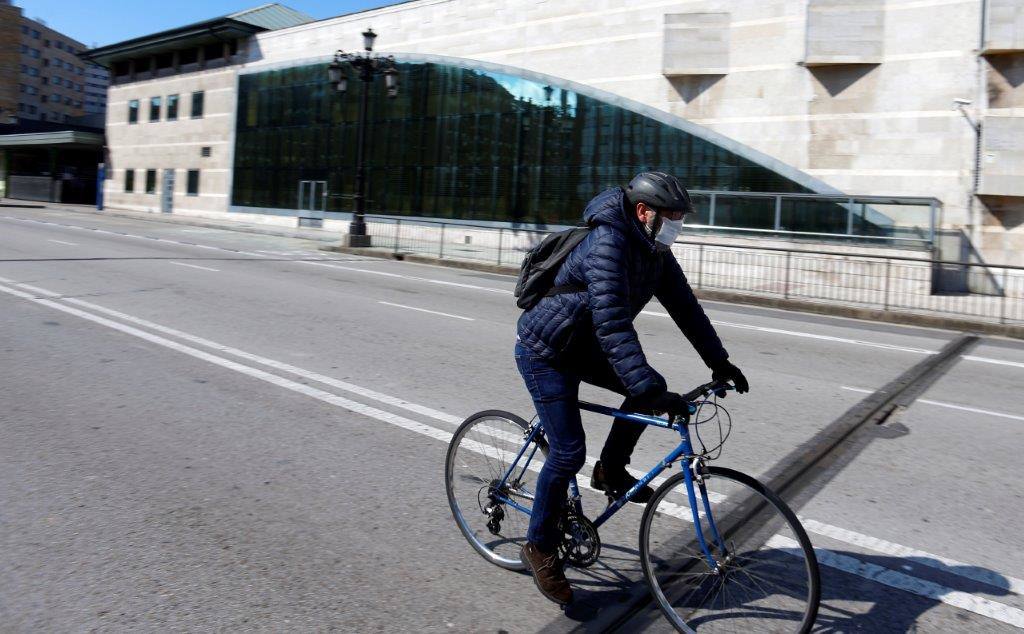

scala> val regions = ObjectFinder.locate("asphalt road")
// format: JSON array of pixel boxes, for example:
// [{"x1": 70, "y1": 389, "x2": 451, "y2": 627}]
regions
[{"x1": 1, "y1": 206, "x2": 1022, "y2": 632}]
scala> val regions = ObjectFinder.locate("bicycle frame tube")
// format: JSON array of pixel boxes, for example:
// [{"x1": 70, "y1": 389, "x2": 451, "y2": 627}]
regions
[
  {"x1": 495, "y1": 422, "x2": 542, "y2": 492},
  {"x1": 578, "y1": 401, "x2": 675, "y2": 429},
  {"x1": 592, "y1": 439, "x2": 690, "y2": 527}
]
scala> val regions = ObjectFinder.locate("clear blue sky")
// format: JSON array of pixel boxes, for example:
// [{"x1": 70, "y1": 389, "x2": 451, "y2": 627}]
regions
[{"x1": 13, "y1": 0, "x2": 401, "y2": 48}]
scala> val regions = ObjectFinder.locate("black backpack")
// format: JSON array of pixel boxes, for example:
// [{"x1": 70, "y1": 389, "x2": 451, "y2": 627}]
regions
[{"x1": 513, "y1": 226, "x2": 592, "y2": 310}]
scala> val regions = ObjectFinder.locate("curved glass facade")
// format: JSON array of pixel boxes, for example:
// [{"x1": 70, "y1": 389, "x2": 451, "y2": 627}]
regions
[{"x1": 232, "y1": 61, "x2": 816, "y2": 226}]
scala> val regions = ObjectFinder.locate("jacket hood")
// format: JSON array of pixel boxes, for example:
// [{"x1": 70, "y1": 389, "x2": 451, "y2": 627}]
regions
[{"x1": 582, "y1": 187, "x2": 657, "y2": 252}]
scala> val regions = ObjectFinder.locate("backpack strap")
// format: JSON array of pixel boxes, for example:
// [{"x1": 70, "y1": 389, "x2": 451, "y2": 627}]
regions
[{"x1": 544, "y1": 283, "x2": 586, "y2": 297}]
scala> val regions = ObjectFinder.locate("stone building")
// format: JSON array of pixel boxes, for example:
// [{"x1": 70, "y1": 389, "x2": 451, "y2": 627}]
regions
[
  {"x1": 0, "y1": 0, "x2": 106, "y2": 124},
  {"x1": 83, "y1": 0, "x2": 1024, "y2": 265}
]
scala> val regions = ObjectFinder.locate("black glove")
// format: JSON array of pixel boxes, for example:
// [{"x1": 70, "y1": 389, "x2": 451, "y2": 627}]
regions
[
  {"x1": 712, "y1": 360, "x2": 749, "y2": 394},
  {"x1": 638, "y1": 390, "x2": 690, "y2": 416}
]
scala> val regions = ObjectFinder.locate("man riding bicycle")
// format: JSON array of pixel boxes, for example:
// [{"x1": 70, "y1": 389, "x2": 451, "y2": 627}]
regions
[{"x1": 514, "y1": 171, "x2": 748, "y2": 605}]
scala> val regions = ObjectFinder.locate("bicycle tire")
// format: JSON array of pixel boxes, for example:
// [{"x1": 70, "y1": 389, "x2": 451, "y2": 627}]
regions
[
  {"x1": 639, "y1": 466, "x2": 820, "y2": 633},
  {"x1": 445, "y1": 410, "x2": 547, "y2": 571}
]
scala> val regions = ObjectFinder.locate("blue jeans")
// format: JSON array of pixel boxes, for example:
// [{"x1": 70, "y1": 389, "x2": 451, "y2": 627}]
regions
[{"x1": 514, "y1": 341, "x2": 651, "y2": 551}]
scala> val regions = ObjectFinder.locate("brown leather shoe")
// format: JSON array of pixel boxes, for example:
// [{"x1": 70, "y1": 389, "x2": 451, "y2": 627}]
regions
[{"x1": 521, "y1": 542, "x2": 573, "y2": 605}]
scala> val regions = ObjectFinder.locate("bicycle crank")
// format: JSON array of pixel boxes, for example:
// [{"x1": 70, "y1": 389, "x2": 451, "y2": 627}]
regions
[{"x1": 558, "y1": 507, "x2": 601, "y2": 567}]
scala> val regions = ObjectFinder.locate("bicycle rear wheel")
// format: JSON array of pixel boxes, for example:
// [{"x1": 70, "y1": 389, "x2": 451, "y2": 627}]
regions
[
  {"x1": 640, "y1": 467, "x2": 820, "y2": 633},
  {"x1": 445, "y1": 410, "x2": 547, "y2": 571}
]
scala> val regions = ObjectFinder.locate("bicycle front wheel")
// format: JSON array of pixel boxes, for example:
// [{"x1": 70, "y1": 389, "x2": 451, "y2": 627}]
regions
[
  {"x1": 640, "y1": 467, "x2": 820, "y2": 633},
  {"x1": 445, "y1": 410, "x2": 547, "y2": 571}
]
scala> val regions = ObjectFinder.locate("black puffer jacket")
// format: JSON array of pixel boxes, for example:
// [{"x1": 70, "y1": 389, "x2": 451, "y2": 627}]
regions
[{"x1": 516, "y1": 187, "x2": 728, "y2": 397}]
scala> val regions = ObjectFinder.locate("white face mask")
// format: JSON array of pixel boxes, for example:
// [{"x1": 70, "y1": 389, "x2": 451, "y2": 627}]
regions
[
  {"x1": 654, "y1": 217, "x2": 683, "y2": 250},
  {"x1": 644, "y1": 211, "x2": 683, "y2": 251}
]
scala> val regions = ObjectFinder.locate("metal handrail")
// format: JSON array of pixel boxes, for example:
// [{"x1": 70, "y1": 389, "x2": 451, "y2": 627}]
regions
[
  {"x1": 679, "y1": 223, "x2": 931, "y2": 245},
  {"x1": 672, "y1": 239, "x2": 1024, "y2": 270}
]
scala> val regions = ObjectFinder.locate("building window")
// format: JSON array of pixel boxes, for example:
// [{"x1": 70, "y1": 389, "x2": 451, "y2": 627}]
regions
[
  {"x1": 56, "y1": 41, "x2": 64, "y2": 50},
  {"x1": 128, "y1": 99, "x2": 139, "y2": 123},
  {"x1": 186, "y1": 170, "x2": 200, "y2": 196},
  {"x1": 44, "y1": 38, "x2": 50, "y2": 47},
  {"x1": 31, "y1": 49, "x2": 40, "y2": 58},
  {"x1": 125, "y1": 169, "x2": 135, "y2": 192},
  {"x1": 179, "y1": 47, "x2": 198, "y2": 65},
  {"x1": 190, "y1": 90, "x2": 204, "y2": 118},
  {"x1": 145, "y1": 169, "x2": 156, "y2": 194},
  {"x1": 20, "y1": 44, "x2": 27, "y2": 53},
  {"x1": 28, "y1": 105, "x2": 36, "y2": 114},
  {"x1": 203, "y1": 42, "x2": 223, "y2": 64},
  {"x1": 149, "y1": 96, "x2": 161, "y2": 122},
  {"x1": 167, "y1": 94, "x2": 178, "y2": 120},
  {"x1": 21, "y1": 25, "x2": 28, "y2": 34},
  {"x1": 31, "y1": 29, "x2": 40, "y2": 39},
  {"x1": 41, "y1": 95, "x2": 47, "y2": 103}
]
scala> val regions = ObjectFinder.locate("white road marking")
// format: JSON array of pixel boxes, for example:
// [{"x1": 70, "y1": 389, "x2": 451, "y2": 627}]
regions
[
  {"x1": 2, "y1": 275, "x2": 1022, "y2": 625},
  {"x1": 47, "y1": 239, "x2": 78, "y2": 245},
  {"x1": 915, "y1": 399, "x2": 1024, "y2": 422},
  {"x1": 840, "y1": 386, "x2": 1024, "y2": 421},
  {"x1": 642, "y1": 310, "x2": 940, "y2": 355},
  {"x1": 301, "y1": 261, "x2": 511, "y2": 294},
  {"x1": 963, "y1": 355, "x2": 1024, "y2": 370},
  {"x1": 378, "y1": 300, "x2": 475, "y2": 321},
  {"x1": 841, "y1": 386, "x2": 875, "y2": 394},
  {"x1": 768, "y1": 534, "x2": 1024, "y2": 629},
  {"x1": 799, "y1": 518, "x2": 1024, "y2": 597},
  {"x1": 168, "y1": 261, "x2": 220, "y2": 272}
]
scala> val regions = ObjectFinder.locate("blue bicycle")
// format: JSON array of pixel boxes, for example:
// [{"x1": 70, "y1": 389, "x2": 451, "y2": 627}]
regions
[{"x1": 445, "y1": 380, "x2": 821, "y2": 632}]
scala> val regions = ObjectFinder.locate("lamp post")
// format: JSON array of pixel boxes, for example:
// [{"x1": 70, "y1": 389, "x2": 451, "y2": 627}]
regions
[{"x1": 327, "y1": 28, "x2": 399, "y2": 247}]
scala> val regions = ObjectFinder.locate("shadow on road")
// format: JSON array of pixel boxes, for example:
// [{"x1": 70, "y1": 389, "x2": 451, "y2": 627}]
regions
[{"x1": 547, "y1": 542, "x2": 1014, "y2": 632}]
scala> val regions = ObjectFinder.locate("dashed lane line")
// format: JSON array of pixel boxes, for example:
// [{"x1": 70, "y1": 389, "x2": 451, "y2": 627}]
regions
[
  {"x1": 169, "y1": 261, "x2": 220, "y2": 272},
  {"x1": 378, "y1": 300, "x2": 475, "y2": 321},
  {"x1": 841, "y1": 385, "x2": 1024, "y2": 422}
]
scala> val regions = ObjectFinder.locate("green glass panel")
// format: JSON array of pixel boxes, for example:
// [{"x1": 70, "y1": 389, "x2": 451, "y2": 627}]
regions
[{"x1": 232, "y1": 60, "x2": 831, "y2": 225}]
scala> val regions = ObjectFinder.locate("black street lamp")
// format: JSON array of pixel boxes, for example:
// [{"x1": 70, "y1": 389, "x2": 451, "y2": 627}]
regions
[{"x1": 327, "y1": 28, "x2": 399, "y2": 247}]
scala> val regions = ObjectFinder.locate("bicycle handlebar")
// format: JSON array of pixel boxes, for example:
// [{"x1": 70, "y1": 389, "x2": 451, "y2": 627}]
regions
[{"x1": 682, "y1": 379, "x2": 733, "y2": 403}]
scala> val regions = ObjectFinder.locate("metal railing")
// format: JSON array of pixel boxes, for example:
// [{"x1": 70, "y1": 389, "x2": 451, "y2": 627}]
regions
[
  {"x1": 362, "y1": 216, "x2": 1023, "y2": 326},
  {"x1": 686, "y1": 190, "x2": 939, "y2": 248}
]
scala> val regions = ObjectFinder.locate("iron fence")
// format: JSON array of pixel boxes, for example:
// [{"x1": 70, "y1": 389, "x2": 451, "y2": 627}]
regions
[{"x1": 362, "y1": 216, "x2": 1024, "y2": 326}]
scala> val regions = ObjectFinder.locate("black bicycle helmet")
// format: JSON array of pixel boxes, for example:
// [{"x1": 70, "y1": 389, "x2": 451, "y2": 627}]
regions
[{"x1": 625, "y1": 171, "x2": 694, "y2": 214}]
